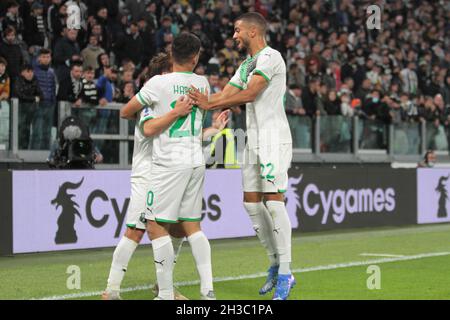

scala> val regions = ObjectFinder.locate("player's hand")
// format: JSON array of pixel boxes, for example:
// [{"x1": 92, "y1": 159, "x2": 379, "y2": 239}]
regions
[
  {"x1": 188, "y1": 86, "x2": 210, "y2": 110},
  {"x1": 173, "y1": 95, "x2": 193, "y2": 117},
  {"x1": 212, "y1": 110, "x2": 230, "y2": 131}
]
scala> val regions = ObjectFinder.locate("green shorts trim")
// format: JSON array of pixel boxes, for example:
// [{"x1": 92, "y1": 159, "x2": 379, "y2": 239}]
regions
[
  {"x1": 155, "y1": 218, "x2": 179, "y2": 224},
  {"x1": 178, "y1": 217, "x2": 202, "y2": 222},
  {"x1": 278, "y1": 189, "x2": 287, "y2": 193},
  {"x1": 126, "y1": 223, "x2": 146, "y2": 230}
]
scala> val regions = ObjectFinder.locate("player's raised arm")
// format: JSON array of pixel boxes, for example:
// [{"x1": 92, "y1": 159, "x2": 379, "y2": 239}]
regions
[
  {"x1": 189, "y1": 78, "x2": 243, "y2": 110},
  {"x1": 141, "y1": 96, "x2": 193, "y2": 137},
  {"x1": 190, "y1": 75, "x2": 267, "y2": 110}
]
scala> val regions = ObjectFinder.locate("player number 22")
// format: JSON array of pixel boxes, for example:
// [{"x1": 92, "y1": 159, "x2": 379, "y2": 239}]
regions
[{"x1": 260, "y1": 163, "x2": 275, "y2": 180}]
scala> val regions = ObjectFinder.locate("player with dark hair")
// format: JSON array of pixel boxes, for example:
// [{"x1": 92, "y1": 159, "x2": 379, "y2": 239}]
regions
[
  {"x1": 135, "y1": 32, "x2": 223, "y2": 300},
  {"x1": 104, "y1": 43, "x2": 228, "y2": 300},
  {"x1": 189, "y1": 12, "x2": 295, "y2": 300}
]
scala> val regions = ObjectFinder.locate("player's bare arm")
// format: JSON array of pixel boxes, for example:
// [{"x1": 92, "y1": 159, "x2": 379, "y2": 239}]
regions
[
  {"x1": 188, "y1": 82, "x2": 241, "y2": 110},
  {"x1": 142, "y1": 96, "x2": 193, "y2": 137},
  {"x1": 202, "y1": 110, "x2": 230, "y2": 140},
  {"x1": 120, "y1": 96, "x2": 143, "y2": 120},
  {"x1": 190, "y1": 75, "x2": 267, "y2": 110}
]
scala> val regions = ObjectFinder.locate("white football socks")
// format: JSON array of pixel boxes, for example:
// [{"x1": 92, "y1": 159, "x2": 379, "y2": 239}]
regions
[
  {"x1": 152, "y1": 235, "x2": 174, "y2": 299},
  {"x1": 171, "y1": 236, "x2": 185, "y2": 267},
  {"x1": 187, "y1": 231, "x2": 213, "y2": 296},
  {"x1": 106, "y1": 236, "x2": 138, "y2": 292},
  {"x1": 243, "y1": 202, "x2": 279, "y2": 267},
  {"x1": 265, "y1": 201, "x2": 292, "y2": 275}
]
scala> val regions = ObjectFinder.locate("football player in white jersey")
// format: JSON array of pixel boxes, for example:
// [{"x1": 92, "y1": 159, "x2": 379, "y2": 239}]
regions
[
  {"x1": 189, "y1": 12, "x2": 295, "y2": 300},
  {"x1": 102, "y1": 52, "x2": 228, "y2": 300},
  {"x1": 137, "y1": 33, "x2": 227, "y2": 300},
  {"x1": 102, "y1": 53, "x2": 190, "y2": 300}
]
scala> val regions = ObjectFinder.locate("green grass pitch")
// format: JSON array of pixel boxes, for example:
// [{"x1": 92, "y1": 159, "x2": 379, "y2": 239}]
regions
[{"x1": 1, "y1": 224, "x2": 450, "y2": 300}]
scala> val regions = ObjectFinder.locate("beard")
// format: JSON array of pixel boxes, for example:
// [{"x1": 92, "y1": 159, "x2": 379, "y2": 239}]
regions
[{"x1": 237, "y1": 38, "x2": 250, "y2": 54}]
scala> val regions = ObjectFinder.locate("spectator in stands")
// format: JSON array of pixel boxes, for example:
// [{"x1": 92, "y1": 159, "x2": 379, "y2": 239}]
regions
[
  {"x1": 23, "y1": 2, "x2": 47, "y2": 50},
  {"x1": 57, "y1": 62, "x2": 83, "y2": 105},
  {"x1": 125, "y1": 0, "x2": 148, "y2": 23},
  {"x1": 219, "y1": 37, "x2": 239, "y2": 66},
  {"x1": 1, "y1": 1, "x2": 23, "y2": 40},
  {"x1": 94, "y1": 65, "x2": 117, "y2": 133},
  {"x1": 400, "y1": 61, "x2": 419, "y2": 95},
  {"x1": 31, "y1": 48, "x2": 57, "y2": 150},
  {"x1": 140, "y1": 2, "x2": 158, "y2": 31},
  {"x1": 89, "y1": 23, "x2": 109, "y2": 54},
  {"x1": 47, "y1": 0, "x2": 64, "y2": 47},
  {"x1": 0, "y1": 57, "x2": 10, "y2": 102},
  {"x1": 156, "y1": 16, "x2": 174, "y2": 51},
  {"x1": 116, "y1": 81, "x2": 135, "y2": 103},
  {"x1": 15, "y1": 64, "x2": 43, "y2": 149},
  {"x1": 324, "y1": 90, "x2": 341, "y2": 116},
  {"x1": 302, "y1": 77, "x2": 320, "y2": 117},
  {"x1": 418, "y1": 150, "x2": 437, "y2": 168},
  {"x1": 81, "y1": 34, "x2": 105, "y2": 70},
  {"x1": 114, "y1": 21, "x2": 143, "y2": 67},
  {"x1": 137, "y1": 17, "x2": 156, "y2": 67},
  {"x1": 79, "y1": 66, "x2": 98, "y2": 106},
  {"x1": 53, "y1": 28, "x2": 80, "y2": 81},
  {"x1": 0, "y1": 26, "x2": 24, "y2": 89},
  {"x1": 95, "y1": 52, "x2": 109, "y2": 78},
  {"x1": 73, "y1": 66, "x2": 98, "y2": 130},
  {"x1": 286, "y1": 83, "x2": 309, "y2": 148}
]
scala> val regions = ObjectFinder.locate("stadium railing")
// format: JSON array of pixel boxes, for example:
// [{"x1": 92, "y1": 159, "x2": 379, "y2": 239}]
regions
[{"x1": 3, "y1": 99, "x2": 450, "y2": 167}]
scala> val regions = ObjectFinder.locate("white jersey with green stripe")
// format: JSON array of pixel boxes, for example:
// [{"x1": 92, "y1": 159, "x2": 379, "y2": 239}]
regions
[
  {"x1": 130, "y1": 108, "x2": 154, "y2": 181},
  {"x1": 229, "y1": 46, "x2": 292, "y2": 149},
  {"x1": 136, "y1": 72, "x2": 210, "y2": 169}
]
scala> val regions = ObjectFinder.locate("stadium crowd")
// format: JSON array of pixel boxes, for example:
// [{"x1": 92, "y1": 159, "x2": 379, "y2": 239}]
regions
[{"x1": 0, "y1": 0, "x2": 449, "y2": 152}]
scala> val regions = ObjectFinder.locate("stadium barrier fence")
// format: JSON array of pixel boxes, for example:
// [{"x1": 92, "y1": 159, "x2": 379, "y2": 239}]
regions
[{"x1": 2, "y1": 99, "x2": 450, "y2": 167}]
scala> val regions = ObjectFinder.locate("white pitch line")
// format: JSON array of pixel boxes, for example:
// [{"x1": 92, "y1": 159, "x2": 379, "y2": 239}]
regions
[
  {"x1": 359, "y1": 253, "x2": 405, "y2": 258},
  {"x1": 35, "y1": 251, "x2": 450, "y2": 300}
]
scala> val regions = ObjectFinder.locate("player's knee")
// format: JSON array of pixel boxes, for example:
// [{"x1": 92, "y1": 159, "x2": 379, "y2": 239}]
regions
[
  {"x1": 169, "y1": 223, "x2": 187, "y2": 238},
  {"x1": 125, "y1": 227, "x2": 145, "y2": 243},
  {"x1": 264, "y1": 193, "x2": 284, "y2": 202},
  {"x1": 147, "y1": 220, "x2": 170, "y2": 240},
  {"x1": 243, "y1": 192, "x2": 262, "y2": 203},
  {"x1": 180, "y1": 221, "x2": 201, "y2": 237}
]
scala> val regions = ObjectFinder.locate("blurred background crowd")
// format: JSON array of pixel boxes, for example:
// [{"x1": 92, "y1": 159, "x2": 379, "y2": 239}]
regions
[{"x1": 0, "y1": 0, "x2": 449, "y2": 156}]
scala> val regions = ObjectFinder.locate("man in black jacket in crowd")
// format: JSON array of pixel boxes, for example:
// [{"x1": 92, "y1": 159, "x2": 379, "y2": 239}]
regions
[
  {"x1": 57, "y1": 62, "x2": 83, "y2": 104},
  {"x1": 14, "y1": 64, "x2": 43, "y2": 149},
  {"x1": 53, "y1": 28, "x2": 80, "y2": 81}
]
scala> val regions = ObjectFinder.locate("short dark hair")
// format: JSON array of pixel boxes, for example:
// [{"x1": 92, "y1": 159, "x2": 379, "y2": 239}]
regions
[
  {"x1": 71, "y1": 61, "x2": 83, "y2": 69},
  {"x1": 21, "y1": 64, "x2": 33, "y2": 72},
  {"x1": 235, "y1": 12, "x2": 268, "y2": 34},
  {"x1": 39, "y1": 48, "x2": 51, "y2": 56},
  {"x1": 171, "y1": 32, "x2": 201, "y2": 65},
  {"x1": 6, "y1": 1, "x2": 19, "y2": 9},
  {"x1": 0, "y1": 57, "x2": 7, "y2": 66},
  {"x1": 3, "y1": 26, "x2": 16, "y2": 37},
  {"x1": 83, "y1": 66, "x2": 94, "y2": 72}
]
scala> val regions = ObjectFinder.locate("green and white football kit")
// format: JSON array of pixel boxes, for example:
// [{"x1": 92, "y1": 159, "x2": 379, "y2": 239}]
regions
[
  {"x1": 229, "y1": 46, "x2": 293, "y2": 194},
  {"x1": 136, "y1": 72, "x2": 210, "y2": 224},
  {"x1": 125, "y1": 108, "x2": 154, "y2": 230}
]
